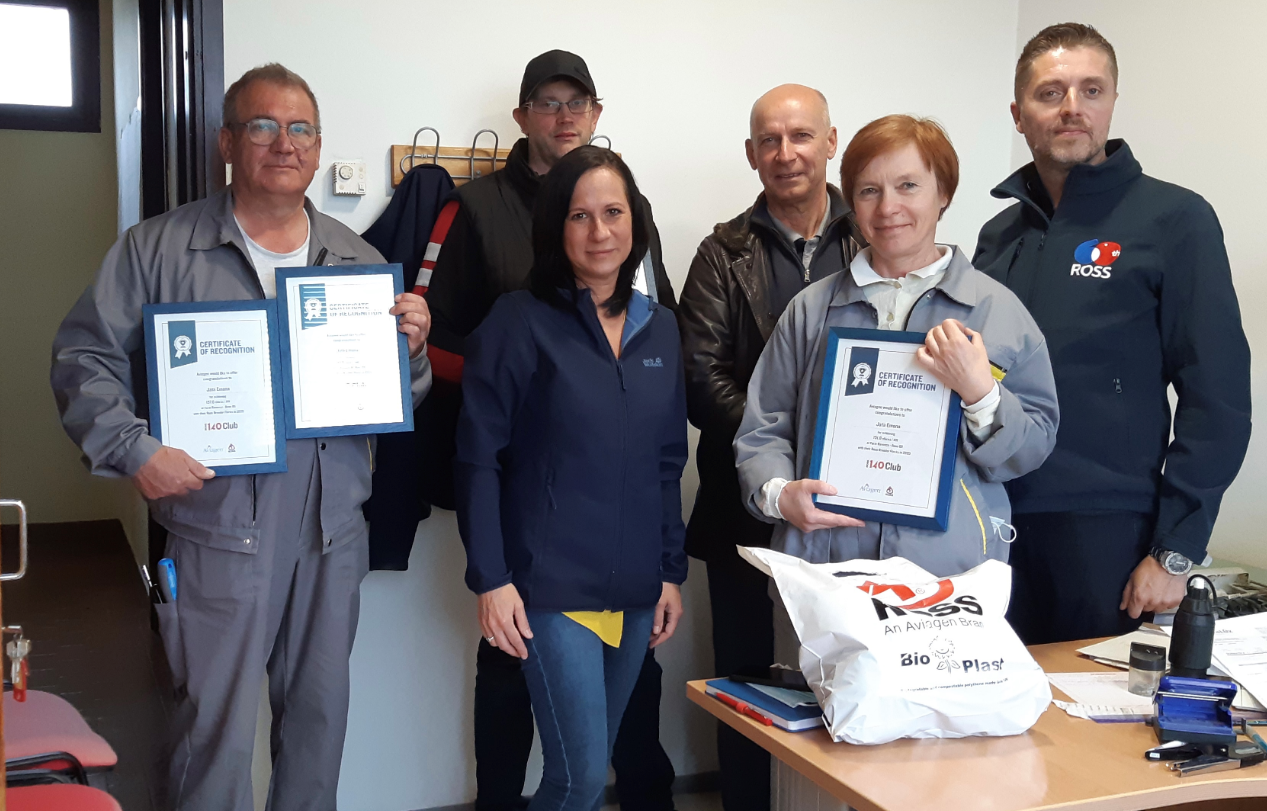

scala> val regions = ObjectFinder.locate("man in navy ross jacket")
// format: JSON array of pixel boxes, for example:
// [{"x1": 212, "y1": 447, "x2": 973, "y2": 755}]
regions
[{"x1": 974, "y1": 22, "x2": 1250, "y2": 645}]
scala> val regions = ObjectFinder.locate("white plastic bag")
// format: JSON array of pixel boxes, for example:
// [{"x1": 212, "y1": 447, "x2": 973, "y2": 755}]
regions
[{"x1": 740, "y1": 547, "x2": 1050, "y2": 745}]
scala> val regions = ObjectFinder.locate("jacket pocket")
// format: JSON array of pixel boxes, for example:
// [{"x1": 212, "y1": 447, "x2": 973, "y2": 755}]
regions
[
  {"x1": 956, "y1": 473, "x2": 1013, "y2": 559},
  {"x1": 155, "y1": 602, "x2": 187, "y2": 692},
  {"x1": 152, "y1": 475, "x2": 259, "y2": 554}
]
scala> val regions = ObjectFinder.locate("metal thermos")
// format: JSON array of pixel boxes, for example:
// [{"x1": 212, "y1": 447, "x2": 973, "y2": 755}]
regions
[{"x1": 1168, "y1": 574, "x2": 1217, "y2": 679}]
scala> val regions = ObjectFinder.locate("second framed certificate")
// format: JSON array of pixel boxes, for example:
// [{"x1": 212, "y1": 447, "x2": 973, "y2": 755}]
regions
[
  {"x1": 276, "y1": 264, "x2": 414, "y2": 438},
  {"x1": 809, "y1": 328, "x2": 962, "y2": 531}
]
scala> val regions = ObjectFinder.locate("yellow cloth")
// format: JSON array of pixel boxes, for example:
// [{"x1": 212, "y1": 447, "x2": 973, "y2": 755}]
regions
[{"x1": 563, "y1": 610, "x2": 624, "y2": 647}]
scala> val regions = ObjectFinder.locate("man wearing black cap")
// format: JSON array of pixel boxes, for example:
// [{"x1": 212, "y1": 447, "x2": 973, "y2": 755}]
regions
[{"x1": 422, "y1": 50, "x2": 678, "y2": 811}]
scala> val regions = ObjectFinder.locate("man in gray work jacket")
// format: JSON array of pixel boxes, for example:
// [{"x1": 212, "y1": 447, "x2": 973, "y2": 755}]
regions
[
  {"x1": 51, "y1": 65, "x2": 432, "y2": 811},
  {"x1": 974, "y1": 23, "x2": 1251, "y2": 644}
]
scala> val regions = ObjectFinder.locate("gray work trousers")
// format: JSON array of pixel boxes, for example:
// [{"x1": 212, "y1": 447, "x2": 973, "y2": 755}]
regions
[{"x1": 156, "y1": 439, "x2": 369, "y2": 811}]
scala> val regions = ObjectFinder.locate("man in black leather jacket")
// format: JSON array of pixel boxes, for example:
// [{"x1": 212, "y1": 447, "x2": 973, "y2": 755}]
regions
[{"x1": 676, "y1": 84, "x2": 861, "y2": 811}]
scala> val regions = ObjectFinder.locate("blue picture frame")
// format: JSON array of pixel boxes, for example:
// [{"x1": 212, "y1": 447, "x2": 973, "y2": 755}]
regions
[
  {"x1": 274, "y1": 264, "x2": 415, "y2": 439},
  {"x1": 142, "y1": 299, "x2": 287, "y2": 476},
  {"x1": 808, "y1": 327, "x2": 962, "y2": 531}
]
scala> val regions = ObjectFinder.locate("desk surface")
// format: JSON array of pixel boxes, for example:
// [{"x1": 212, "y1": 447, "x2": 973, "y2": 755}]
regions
[{"x1": 687, "y1": 639, "x2": 1267, "y2": 811}]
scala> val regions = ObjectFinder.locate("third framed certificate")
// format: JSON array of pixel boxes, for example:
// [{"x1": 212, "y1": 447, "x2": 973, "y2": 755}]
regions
[{"x1": 809, "y1": 328, "x2": 962, "y2": 530}]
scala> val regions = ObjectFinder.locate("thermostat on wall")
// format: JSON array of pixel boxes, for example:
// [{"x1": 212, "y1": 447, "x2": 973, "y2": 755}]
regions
[{"x1": 332, "y1": 160, "x2": 367, "y2": 196}]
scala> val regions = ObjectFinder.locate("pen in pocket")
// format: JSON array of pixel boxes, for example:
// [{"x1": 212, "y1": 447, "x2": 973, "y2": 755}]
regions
[{"x1": 158, "y1": 558, "x2": 178, "y2": 602}]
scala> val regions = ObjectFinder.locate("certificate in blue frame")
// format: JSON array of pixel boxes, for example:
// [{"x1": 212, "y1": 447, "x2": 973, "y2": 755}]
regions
[
  {"x1": 142, "y1": 299, "x2": 287, "y2": 476},
  {"x1": 808, "y1": 327, "x2": 962, "y2": 531},
  {"x1": 275, "y1": 264, "x2": 414, "y2": 439}
]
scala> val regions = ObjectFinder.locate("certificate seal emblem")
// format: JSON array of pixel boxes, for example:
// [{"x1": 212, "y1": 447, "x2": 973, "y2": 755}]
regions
[
  {"x1": 173, "y1": 335, "x2": 192, "y2": 358},
  {"x1": 852, "y1": 362, "x2": 872, "y2": 387}
]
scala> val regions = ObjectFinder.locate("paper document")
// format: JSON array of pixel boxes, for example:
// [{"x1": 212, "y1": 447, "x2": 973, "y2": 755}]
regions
[
  {"x1": 1200, "y1": 613, "x2": 1267, "y2": 710},
  {"x1": 1075, "y1": 628, "x2": 1171, "y2": 668},
  {"x1": 1052, "y1": 700, "x2": 1151, "y2": 723},
  {"x1": 1047, "y1": 671, "x2": 1154, "y2": 707},
  {"x1": 748, "y1": 684, "x2": 818, "y2": 708}
]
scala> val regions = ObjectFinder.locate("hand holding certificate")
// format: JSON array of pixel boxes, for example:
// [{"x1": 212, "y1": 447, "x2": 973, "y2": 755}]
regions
[{"x1": 809, "y1": 328, "x2": 963, "y2": 530}]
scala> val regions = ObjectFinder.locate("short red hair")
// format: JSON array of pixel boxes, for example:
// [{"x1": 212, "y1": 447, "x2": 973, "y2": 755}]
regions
[{"x1": 839, "y1": 115, "x2": 959, "y2": 212}]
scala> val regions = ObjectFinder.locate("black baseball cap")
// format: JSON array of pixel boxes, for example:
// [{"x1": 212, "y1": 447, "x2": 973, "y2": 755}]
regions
[{"x1": 519, "y1": 50, "x2": 597, "y2": 106}]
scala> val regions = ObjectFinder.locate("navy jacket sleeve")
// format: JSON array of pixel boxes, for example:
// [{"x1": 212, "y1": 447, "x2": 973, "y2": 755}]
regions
[
  {"x1": 1154, "y1": 199, "x2": 1252, "y2": 561},
  {"x1": 454, "y1": 295, "x2": 538, "y2": 594},
  {"x1": 659, "y1": 325, "x2": 689, "y2": 585}
]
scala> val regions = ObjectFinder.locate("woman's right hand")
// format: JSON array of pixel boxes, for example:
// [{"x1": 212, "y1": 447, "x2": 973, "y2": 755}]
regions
[
  {"x1": 478, "y1": 583, "x2": 533, "y2": 660},
  {"x1": 778, "y1": 479, "x2": 866, "y2": 533}
]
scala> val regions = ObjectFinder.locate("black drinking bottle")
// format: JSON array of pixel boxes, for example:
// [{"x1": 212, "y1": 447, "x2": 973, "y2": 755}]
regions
[{"x1": 1168, "y1": 574, "x2": 1216, "y2": 679}]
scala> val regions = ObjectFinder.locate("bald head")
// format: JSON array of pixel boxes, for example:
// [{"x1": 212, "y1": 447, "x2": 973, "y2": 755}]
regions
[
  {"x1": 745, "y1": 84, "x2": 837, "y2": 212},
  {"x1": 749, "y1": 84, "x2": 831, "y2": 138}
]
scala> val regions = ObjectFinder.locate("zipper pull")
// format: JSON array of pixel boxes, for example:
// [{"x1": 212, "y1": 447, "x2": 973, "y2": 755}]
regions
[
  {"x1": 1038, "y1": 232, "x2": 1046, "y2": 251},
  {"x1": 1114, "y1": 378, "x2": 1122, "y2": 394},
  {"x1": 616, "y1": 363, "x2": 626, "y2": 391}
]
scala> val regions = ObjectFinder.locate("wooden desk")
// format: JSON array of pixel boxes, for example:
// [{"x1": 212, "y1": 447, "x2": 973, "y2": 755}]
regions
[{"x1": 687, "y1": 639, "x2": 1267, "y2": 811}]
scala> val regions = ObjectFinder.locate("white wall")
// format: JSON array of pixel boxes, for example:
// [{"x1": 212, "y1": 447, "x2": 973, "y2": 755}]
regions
[
  {"x1": 223, "y1": 2, "x2": 1021, "y2": 808},
  {"x1": 1013, "y1": 1, "x2": 1267, "y2": 567}
]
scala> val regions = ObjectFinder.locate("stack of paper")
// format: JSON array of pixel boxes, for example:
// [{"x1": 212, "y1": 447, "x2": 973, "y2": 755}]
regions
[
  {"x1": 1047, "y1": 671, "x2": 1154, "y2": 722},
  {"x1": 1191, "y1": 613, "x2": 1267, "y2": 711},
  {"x1": 1073, "y1": 621, "x2": 1267, "y2": 711}
]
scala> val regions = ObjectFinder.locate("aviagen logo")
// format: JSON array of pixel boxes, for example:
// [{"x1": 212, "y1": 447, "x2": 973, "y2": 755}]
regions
[
  {"x1": 855, "y1": 578, "x2": 983, "y2": 621},
  {"x1": 1071, "y1": 238, "x2": 1121, "y2": 279}
]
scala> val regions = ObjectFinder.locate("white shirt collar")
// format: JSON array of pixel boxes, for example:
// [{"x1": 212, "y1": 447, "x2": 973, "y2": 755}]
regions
[{"x1": 850, "y1": 245, "x2": 952, "y2": 287}]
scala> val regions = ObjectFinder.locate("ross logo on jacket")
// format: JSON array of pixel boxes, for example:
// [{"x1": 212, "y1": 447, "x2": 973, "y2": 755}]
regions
[
  {"x1": 642, "y1": 357, "x2": 663, "y2": 368},
  {"x1": 1070, "y1": 239, "x2": 1122, "y2": 280}
]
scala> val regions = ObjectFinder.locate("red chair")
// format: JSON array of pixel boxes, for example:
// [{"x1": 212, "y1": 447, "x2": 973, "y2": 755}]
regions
[
  {"x1": 8, "y1": 784, "x2": 123, "y2": 811},
  {"x1": 4, "y1": 691, "x2": 117, "y2": 785}
]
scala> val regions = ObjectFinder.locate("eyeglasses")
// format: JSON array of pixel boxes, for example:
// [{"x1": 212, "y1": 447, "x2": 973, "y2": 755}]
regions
[
  {"x1": 230, "y1": 117, "x2": 320, "y2": 149},
  {"x1": 523, "y1": 98, "x2": 597, "y2": 116}
]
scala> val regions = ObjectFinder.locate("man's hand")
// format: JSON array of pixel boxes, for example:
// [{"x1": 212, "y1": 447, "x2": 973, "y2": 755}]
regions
[
  {"x1": 391, "y1": 293, "x2": 431, "y2": 358},
  {"x1": 915, "y1": 319, "x2": 994, "y2": 406},
  {"x1": 132, "y1": 446, "x2": 215, "y2": 500},
  {"x1": 650, "y1": 583, "x2": 683, "y2": 648},
  {"x1": 779, "y1": 479, "x2": 866, "y2": 533},
  {"x1": 479, "y1": 583, "x2": 533, "y2": 660},
  {"x1": 1120, "y1": 555, "x2": 1189, "y2": 619}
]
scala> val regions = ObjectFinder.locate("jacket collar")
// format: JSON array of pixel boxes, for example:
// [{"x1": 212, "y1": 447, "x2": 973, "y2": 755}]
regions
[
  {"x1": 188, "y1": 185, "x2": 364, "y2": 264},
  {"x1": 715, "y1": 184, "x2": 857, "y2": 255},
  {"x1": 504, "y1": 138, "x2": 541, "y2": 208},
  {"x1": 829, "y1": 244, "x2": 979, "y2": 310},
  {"x1": 991, "y1": 139, "x2": 1142, "y2": 223}
]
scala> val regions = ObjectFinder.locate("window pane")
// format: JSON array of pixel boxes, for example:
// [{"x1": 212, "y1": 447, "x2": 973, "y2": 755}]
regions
[{"x1": 0, "y1": 4, "x2": 73, "y2": 107}]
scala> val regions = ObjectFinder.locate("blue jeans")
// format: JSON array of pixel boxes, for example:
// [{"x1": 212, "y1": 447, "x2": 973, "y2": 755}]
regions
[{"x1": 522, "y1": 609, "x2": 657, "y2": 811}]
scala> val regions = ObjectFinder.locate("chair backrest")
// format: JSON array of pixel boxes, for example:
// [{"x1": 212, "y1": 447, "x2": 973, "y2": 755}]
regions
[{"x1": 4, "y1": 691, "x2": 117, "y2": 768}]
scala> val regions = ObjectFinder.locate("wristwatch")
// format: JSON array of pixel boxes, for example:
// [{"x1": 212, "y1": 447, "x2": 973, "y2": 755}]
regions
[{"x1": 1150, "y1": 547, "x2": 1194, "y2": 577}]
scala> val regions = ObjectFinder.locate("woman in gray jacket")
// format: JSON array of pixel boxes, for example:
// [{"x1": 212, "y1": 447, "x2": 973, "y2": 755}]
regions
[{"x1": 734, "y1": 115, "x2": 1059, "y2": 581}]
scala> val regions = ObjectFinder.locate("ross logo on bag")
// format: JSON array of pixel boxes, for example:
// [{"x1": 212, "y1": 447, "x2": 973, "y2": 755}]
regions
[
  {"x1": 1070, "y1": 238, "x2": 1121, "y2": 280},
  {"x1": 857, "y1": 578, "x2": 983, "y2": 622}
]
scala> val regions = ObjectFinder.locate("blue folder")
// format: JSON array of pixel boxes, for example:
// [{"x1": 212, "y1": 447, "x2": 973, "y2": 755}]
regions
[{"x1": 704, "y1": 678, "x2": 824, "y2": 732}]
